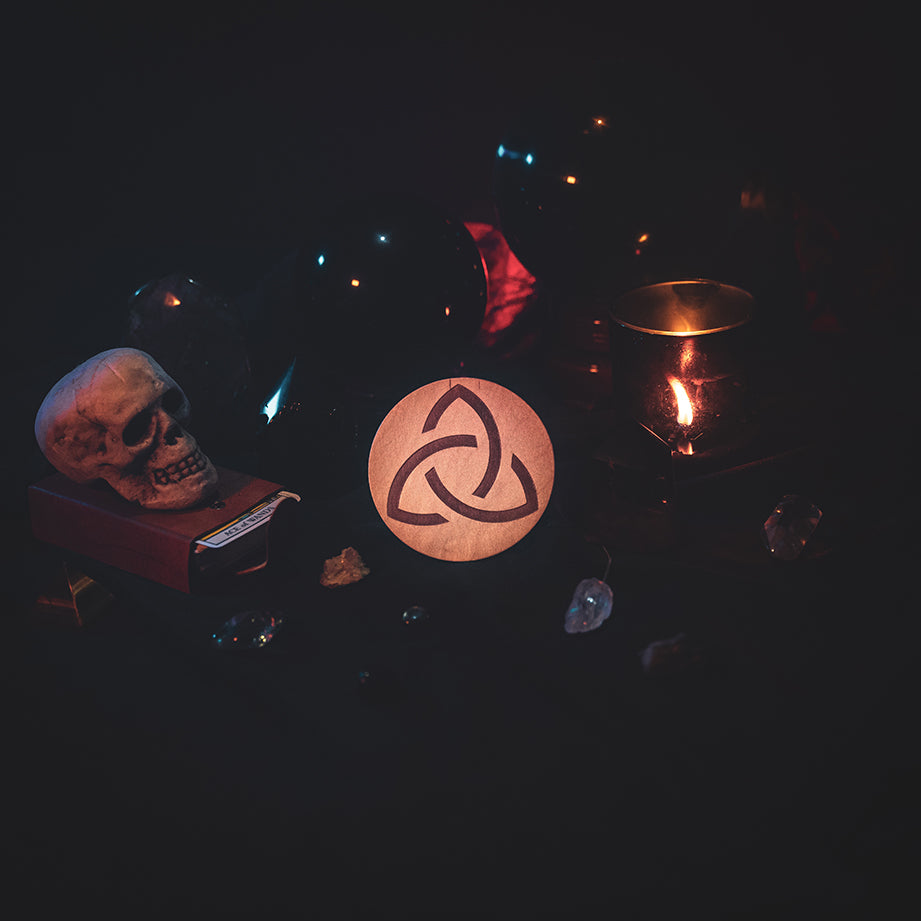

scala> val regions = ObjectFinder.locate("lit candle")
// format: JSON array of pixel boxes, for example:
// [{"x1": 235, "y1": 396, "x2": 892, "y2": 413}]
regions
[{"x1": 667, "y1": 376, "x2": 694, "y2": 455}]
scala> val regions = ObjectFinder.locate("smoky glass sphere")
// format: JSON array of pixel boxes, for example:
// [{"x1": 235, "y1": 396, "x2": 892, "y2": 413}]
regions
[
  {"x1": 253, "y1": 355, "x2": 371, "y2": 495},
  {"x1": 292, "y1": 197, "x2": 488, "y2": 389},
  {"x1": 122, "y1": 273, "x2": 252, "y2": 452},
  {"x1": 493, "y1": 75, "x2": 755, "y2": 295}
]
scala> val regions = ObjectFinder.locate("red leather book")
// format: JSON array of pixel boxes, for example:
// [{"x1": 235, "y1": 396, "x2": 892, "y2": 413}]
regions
[{"x1": 28, "y1": 466, "x2": 299, "y2": 593}]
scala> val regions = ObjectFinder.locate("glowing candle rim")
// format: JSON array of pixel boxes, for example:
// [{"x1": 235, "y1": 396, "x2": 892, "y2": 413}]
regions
[
  {"x1": 610, "y1": 279, "x2": 754, "y2": 336},
  {"x1": 612, "y1": 318, "x2": 749, "y2": 337}
]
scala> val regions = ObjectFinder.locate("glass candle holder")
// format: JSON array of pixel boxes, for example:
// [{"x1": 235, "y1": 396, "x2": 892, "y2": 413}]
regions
[{"x1": 608, "y1": 280, "x2": 754, "y2": 458}]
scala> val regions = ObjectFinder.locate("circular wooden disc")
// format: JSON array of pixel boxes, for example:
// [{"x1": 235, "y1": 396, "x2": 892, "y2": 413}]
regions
[{"x1": 368, "y1": 378, "x2": 555, "y2": 561}]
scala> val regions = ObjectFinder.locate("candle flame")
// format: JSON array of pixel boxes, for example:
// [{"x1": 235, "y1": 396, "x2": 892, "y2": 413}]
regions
[
  {"x1": 163, "y1": 292, "x2": 181, "y2": 307},
  {"x1": 668, "y1": 377, "x2": 694, "y2": 426}
]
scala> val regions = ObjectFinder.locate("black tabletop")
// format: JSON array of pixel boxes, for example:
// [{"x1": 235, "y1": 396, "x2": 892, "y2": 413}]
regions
[{"x1": 3, "y1": 5, "x2": 918, "y2": 918}]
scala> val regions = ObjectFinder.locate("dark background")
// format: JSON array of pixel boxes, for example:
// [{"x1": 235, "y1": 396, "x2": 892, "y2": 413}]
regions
[
  {"x1": 5, "y1": 2, "x2": 915, "y2": 243},
  {"x1": 3, "y1": 3, "x2": 918, "y2": 918}
]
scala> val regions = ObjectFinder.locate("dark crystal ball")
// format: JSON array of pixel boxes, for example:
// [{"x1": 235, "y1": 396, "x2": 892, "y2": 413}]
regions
[
  {"x1": 291, "y1": 196, "x2": 487, "y2": 397},
  {"x1": 493, "y1": 70, "x2": 759, "y2": 296},
  {"x1": 122, "y1": 273, "x2": 252, "y2": 452}
]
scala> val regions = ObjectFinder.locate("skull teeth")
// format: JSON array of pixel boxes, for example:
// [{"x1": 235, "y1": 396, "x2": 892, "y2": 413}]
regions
[{"x1": 153, "y1": 450, "x2": 207, "y2": 485}]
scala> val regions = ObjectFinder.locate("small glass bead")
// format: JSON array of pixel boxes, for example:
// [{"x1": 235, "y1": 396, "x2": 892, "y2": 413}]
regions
[{"x1": 402, "y1": 605, "x2": 430, "y2": 627}]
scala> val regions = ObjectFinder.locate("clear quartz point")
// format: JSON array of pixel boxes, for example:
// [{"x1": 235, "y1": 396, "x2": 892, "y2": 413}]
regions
[
  {"x1": 212, "y1": 611, "x2": 284, "y2": 650},
  {"x1": 762, "y1": 494, "x2": 822, "y2": 561},
  {"x1": 564, "y1": 578, "x2": 613, "y2": 634}
]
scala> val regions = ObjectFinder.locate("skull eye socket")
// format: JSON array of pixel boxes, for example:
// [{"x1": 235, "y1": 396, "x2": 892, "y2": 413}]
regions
[
  {"x1": 122, "y1": 409, "x2": 153, "y2": 447},
  {"x1": 161, "y1": 387, "x2": 184, "y2": 414}
]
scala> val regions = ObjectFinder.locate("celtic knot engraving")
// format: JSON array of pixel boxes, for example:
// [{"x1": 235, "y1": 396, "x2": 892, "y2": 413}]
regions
[{"x1": 386, "y1": 384, "x2": 539, "y2": 526}]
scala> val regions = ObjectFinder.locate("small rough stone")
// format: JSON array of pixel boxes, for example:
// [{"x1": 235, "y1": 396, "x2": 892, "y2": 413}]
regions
[{"x1": 320, "y1": 547, "x2": 370, "y2": 587}]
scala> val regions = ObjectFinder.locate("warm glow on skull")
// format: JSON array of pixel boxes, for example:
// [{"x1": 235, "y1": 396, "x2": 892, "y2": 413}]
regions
[{"x1": 35, "y1": 348, "x2": 219, "y2": 510}]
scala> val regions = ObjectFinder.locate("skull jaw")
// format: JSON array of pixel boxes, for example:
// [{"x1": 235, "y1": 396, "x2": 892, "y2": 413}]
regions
[{"x1": 106, "y1": 459, "x2": 220, "y2": 510}]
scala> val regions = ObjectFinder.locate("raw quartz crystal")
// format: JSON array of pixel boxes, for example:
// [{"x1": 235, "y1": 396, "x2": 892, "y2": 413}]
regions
[
  {"x1": 762, "y1": 494, "x2": 822, "y2": 561},
  {"x1": 564, "y1": 578, "x2": 613, "y2": 634},
  {"x1": 320, "y1": 547, "x2": 370, "y2": 587}
]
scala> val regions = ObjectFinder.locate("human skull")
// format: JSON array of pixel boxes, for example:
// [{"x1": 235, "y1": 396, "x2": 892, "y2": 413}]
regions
[{"x1": 35, "y1": 348, "x2": 219, "y2": 510}]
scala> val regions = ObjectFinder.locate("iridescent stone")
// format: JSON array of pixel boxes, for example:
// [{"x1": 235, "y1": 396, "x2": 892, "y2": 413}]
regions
[
  {"x1": 762, "y1": 494, "x2": 822, "y2": 561},
  {"x1": 357, "y1": 669, "x2": 374, "y2": 687},
  {"x1": 564, "y1": 578, "x2": 613, "y2": 634},
  {"x1": 357, "y1": 666, "x2": 400, "y2": 702},
  {"x1": 212, "y1": 611, "x2": 284, "y2": 650},
  {"x1": 402, "y1": 605, "x2": 430, "y2": 627}
]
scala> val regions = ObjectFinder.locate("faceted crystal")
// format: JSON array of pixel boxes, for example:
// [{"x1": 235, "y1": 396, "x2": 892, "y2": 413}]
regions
[
  {"x1": 212, "y1": 611, "x2": 284, "y2": 650},
  {"x1": 762, "y1": 494, "x2": 822, "y2": 561},
  {"x1": 564, "y1": 578, "x2": 613, "y2": 634}
]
